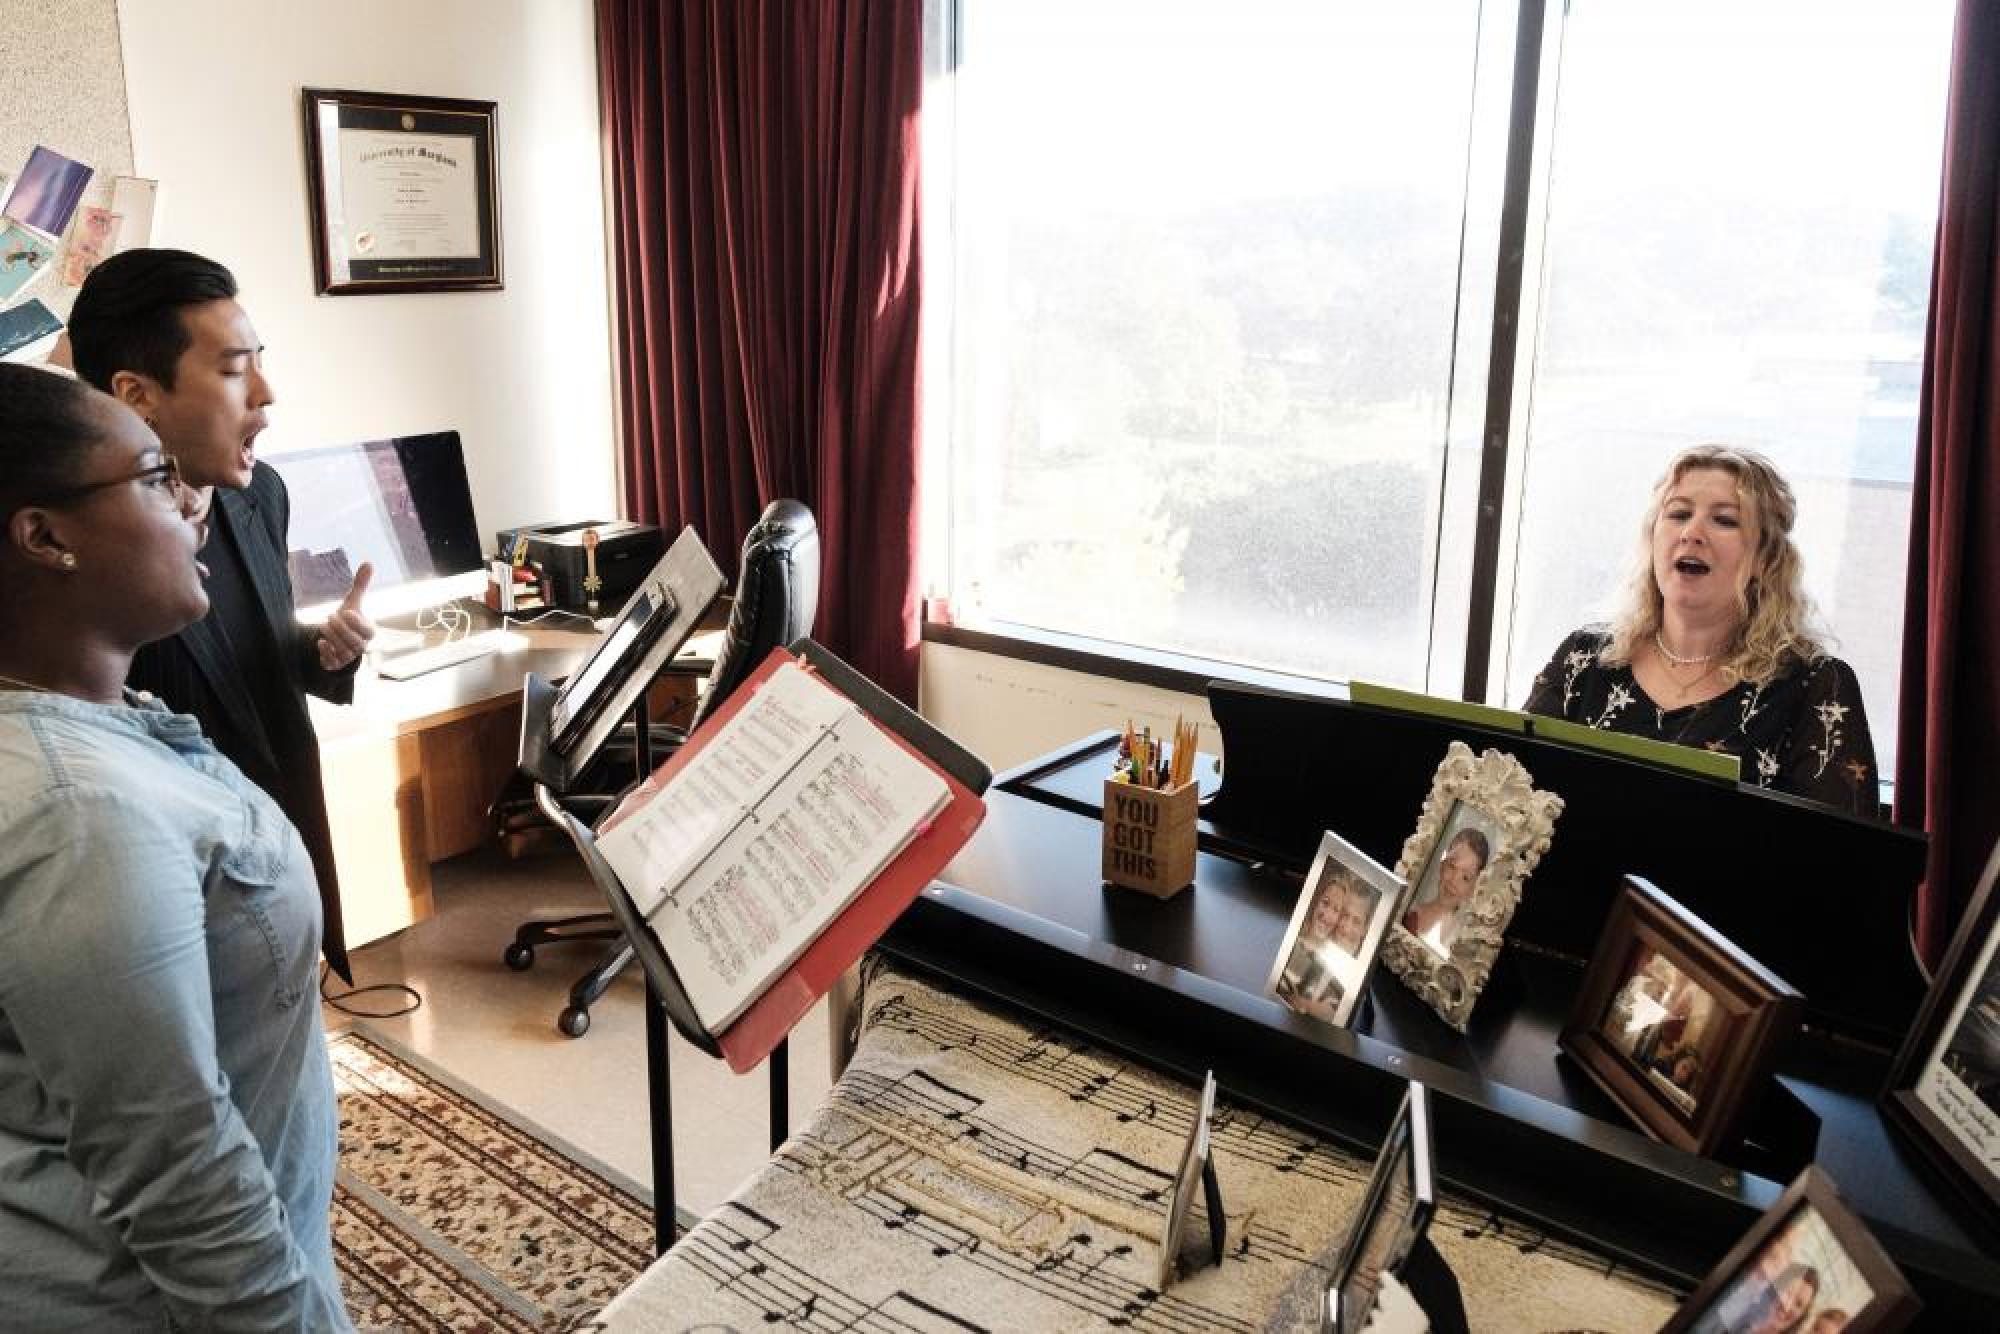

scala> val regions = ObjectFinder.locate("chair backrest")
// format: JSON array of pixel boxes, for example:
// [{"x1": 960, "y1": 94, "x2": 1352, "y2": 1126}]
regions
[{"x1": 692, "y1": 498, "x2": 820, "y2": 731}]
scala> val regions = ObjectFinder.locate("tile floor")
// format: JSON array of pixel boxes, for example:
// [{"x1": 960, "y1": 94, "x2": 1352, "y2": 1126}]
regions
[{"x1": 324, "y1": 845, "x2": 833, "y2": 1221}]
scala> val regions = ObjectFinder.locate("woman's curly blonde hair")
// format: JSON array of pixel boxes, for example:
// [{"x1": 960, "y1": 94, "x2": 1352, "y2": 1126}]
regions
[{"x1": 1601, "y1": 445, "x2": 1826, "y2": 688}]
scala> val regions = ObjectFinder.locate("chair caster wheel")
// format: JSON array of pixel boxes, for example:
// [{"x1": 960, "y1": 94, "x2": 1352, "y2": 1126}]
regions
[
  {"x1": 503, "y1": 942, "x2": 535, "y2": 971},
  {"x1": 558, "y1": 1006, "x2": 591, "y2": 1038}
]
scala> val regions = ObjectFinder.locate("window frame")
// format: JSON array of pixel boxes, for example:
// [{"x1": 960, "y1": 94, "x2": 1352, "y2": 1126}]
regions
[{"x1": 918, "y1": 0, "x2": 1942, "y2": 764}]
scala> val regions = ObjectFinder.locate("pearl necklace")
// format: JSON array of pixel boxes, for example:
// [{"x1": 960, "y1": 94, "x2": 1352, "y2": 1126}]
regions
[{"x1": 1653, "y1": 630, "x2": 1716, "y2": 669}]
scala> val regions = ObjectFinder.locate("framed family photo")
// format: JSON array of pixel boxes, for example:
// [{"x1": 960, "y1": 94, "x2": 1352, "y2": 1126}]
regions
[
  {"x1": 1323, "y1": 1081, "x2": 1435, "y2": 1334},
  {"x1": 1378, "y1": 742, "x2": 1563, "y2": 1030},
  {"x1": 1266, "y1": 830, "x2": 1405, "y2": 1029},
  {"x1": 1881, "y1": 837, "x2": 2000, "y2": 1225},
  {"x1": 1155, "y1": 1070, "x2": 1224, "y2": 1289},
  {"x1": 301, "y1": 88, "x2": 503, "y2": 295},
  {"x1": 1561, "y1": 877, "x2": 1802, "y2": 1157},
  {"x1": 1661, "y1": 1166, "x2": 1919, "y2": 1334}
]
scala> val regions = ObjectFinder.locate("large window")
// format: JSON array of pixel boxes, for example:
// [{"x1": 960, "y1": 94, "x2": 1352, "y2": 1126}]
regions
[{"x1": 925, "y1": 0, "x2": 1953, "y2": 769}]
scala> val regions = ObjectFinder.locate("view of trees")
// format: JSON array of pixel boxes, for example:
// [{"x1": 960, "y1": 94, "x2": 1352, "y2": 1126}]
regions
[{"x1": 941, "y1": 0, "x2": 1952, "y2": 766}]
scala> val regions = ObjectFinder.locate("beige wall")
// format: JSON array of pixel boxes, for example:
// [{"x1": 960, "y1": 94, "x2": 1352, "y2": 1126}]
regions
[
  {"x1": 114, "y1": 0, "x2": 617, "y2": 538},
  {"x1": 919, "y1": 641, "x2": 1217, "y2": 775}
]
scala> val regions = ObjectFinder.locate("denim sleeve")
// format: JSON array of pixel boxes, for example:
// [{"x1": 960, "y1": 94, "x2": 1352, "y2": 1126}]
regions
[{"x1": 0, "y1": 787, "x2": 345, "y2": 1331}]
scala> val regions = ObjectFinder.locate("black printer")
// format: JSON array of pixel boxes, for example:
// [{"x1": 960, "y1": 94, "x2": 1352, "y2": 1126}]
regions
[{"x1": 493, "y1": 519, "x2": 666, "y2": 613}]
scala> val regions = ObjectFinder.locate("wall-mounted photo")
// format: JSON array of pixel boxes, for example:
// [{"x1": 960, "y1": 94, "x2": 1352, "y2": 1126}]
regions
[
  {"x1": 302, "y1": 87, "x2": 503, "y2": 295},
  {"x1": 1561, "y1": 877, "x2": 1802, "y2": 1157},
  {"x1": 1266, "y1": 830, "x2": 1403, "y2": 1029},
  {"x1": 1882, "y1": 837, "x2": 2000, "y2": 1225},
  {"x1": 1378, "y1": 741, "x2": 1563, "y2": 1031},
  {"x1": 1663, "y1": 1167, "x2": 1919, "y2": 1334}
]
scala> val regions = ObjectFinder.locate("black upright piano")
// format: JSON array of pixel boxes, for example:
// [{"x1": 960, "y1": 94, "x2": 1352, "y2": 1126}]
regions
[{"x1": 878, "y1": 681, "x2": 1999, "y2": 1323}]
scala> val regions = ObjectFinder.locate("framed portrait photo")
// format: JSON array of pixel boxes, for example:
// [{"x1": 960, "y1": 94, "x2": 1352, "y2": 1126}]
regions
[
  {"x1": 301, "y1": 88, "x2": 503, "y2": 295},
  {"x1": 1561, "y1": 877, "x2": 1803, "y2": 1157},
  {"x1": 1323, "y1": 1081, "x2": 1435, "y2": 1334},
  {"x1": 1266, "y1": 830, "x2": 1405, "y2": 1029},
  {"x1": 1661, "y1": 1166, "x2": 1919, "y2": 1334},
  {"x1": 1378, "y1": 741, "x2": 1563, "y2": 1031},
  {"x1": 1155, "y1": 1070, "x2": 1224, "y2": 1289},
  {"x1": 1881, "y1": 837, "x2": 2000, "y2": 1226}
]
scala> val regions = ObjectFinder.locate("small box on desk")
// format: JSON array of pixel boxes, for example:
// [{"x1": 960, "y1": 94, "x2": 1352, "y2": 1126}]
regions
[
  {"x1": 493, "y1": 519, "x2": 665, "y2": 612},
  {"x1": 1103, "y1": 778, "x2": 1198, "y2": 898}
]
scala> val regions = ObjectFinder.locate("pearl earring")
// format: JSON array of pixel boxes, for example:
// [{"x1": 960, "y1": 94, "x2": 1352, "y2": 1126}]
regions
[{"x1": 60, "y1": 553, "x2": 77, "y2": 569}]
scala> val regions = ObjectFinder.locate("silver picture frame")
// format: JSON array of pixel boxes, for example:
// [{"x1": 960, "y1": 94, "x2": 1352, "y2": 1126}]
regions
[{"x1": 1266, "y1": 829, "x2": 1405, "y2": 1029}]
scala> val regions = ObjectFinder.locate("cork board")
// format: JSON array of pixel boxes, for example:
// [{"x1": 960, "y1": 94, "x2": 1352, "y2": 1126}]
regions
[{"x1": 0, "y1": 0, "x2": 134, "y2": 330}]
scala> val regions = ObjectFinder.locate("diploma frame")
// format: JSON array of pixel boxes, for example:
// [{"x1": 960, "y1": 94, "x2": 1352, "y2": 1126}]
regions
[
  {"x1": 301, "y1": 88, "x2": 502, "y2": 295},
  {"x1": 1881, "y1": 837, "x2": 2000, "y2": 1227}
]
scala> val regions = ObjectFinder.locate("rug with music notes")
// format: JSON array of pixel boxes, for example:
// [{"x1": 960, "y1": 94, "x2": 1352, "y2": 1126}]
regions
[{"x1": 593, "y1": 966, "x2": 1680, "y2": 1333}]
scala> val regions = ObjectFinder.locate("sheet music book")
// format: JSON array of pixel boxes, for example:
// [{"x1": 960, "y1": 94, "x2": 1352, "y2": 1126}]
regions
[{"x1": 592, "y1": 644, "x2": 987, "y2": 1057}]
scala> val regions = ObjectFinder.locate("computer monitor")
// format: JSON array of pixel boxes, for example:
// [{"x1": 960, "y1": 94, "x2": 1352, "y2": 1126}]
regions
[{"x1": 275, "y1": 430, "x2": 486, "y2": 613}]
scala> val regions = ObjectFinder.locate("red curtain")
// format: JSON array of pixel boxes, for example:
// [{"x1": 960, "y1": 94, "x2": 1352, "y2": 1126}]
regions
[
  {"x1": 597, "y1": 0, "x2": 925, "y2": 702},
  {"x1": 1897, "y1": 0, "x2": 2000, "y2": 962}
]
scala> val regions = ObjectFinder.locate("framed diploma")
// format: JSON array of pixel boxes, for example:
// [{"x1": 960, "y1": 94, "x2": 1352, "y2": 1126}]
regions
[{"x1": 301, "y1": 88, "x2": 502, "y2": 295}]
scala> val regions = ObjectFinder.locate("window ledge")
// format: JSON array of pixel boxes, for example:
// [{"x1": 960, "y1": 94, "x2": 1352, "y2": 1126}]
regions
[{"x1": 921, "y1": 617, "x2": 1350, "y2": 703}]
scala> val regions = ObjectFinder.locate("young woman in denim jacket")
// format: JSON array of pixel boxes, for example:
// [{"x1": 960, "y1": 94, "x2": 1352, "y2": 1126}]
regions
[{"x1": 0, "y1": 365, "x2": 350, "y2": 1332}]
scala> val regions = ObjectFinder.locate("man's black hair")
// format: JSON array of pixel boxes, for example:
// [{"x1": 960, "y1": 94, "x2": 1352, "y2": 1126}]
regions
[
  {"x1": 68, "y1": 248, "x2": 238, "y2": 393},
  {"x1": 0, "y1": 363, "x2": 108, "y2": 511}
]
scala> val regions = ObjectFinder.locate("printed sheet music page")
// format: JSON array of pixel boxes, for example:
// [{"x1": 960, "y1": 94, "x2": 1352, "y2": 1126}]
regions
[{"x1": 597, "y1": 659, "x2": 951, "y2": 1032}]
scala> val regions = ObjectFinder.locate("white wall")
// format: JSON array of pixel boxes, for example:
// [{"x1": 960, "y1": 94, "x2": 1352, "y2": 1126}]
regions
[
  {"x1": 116, "y1": 0, "x2": 617, "y2": 539},
  {"x1": 920, "y1": 642, "x2": 1217, "y2": 775}
]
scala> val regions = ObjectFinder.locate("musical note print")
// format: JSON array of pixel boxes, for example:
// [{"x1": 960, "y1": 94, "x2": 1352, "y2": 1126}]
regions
[{"x1": 597, "y1": 969, "x2": 1679, "y2": 1334}]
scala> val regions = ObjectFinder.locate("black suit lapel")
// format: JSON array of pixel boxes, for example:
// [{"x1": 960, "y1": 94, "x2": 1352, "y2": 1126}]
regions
[
  {"x1": 188, "y1": 496, "x2": 281, "y2": 774},
  {"x1": 219, "y1": 486, "x2": 300, "y2": 662}
]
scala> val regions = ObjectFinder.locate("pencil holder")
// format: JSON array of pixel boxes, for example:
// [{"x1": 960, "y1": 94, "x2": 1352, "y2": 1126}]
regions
[{"x1": 1102, "y1": 778, "x2": 1199, "y2": 898}]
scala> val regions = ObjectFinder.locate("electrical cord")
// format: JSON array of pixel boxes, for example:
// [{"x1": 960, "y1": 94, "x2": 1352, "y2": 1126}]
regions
[
  {"x1": 502, "y1": 606, "x2": 601, "y2": 631},
  {"x1": 415, "y1": 600, "x2": 474, "y2": 643},
  {"x1": 318, "y1": 961, "x2": 423, "y2": 1019}
]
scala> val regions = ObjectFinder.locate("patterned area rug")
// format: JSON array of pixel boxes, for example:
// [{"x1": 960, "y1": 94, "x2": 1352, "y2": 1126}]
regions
[
  {"x1": 328, "y1": 1029, "x2": 655, "y2": 1332},
  {"x1": 597, "y1": 964, "x2": 1685, "y2": 1333}
]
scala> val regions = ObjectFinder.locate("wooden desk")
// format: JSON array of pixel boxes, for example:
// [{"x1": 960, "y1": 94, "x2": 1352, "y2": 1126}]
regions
[{"x1": 310, "y1": 622, "x2": 703, "y2": 949}]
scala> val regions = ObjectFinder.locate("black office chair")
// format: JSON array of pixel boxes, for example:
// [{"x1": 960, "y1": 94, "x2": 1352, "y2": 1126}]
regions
[{"x1": 502, "y1": 498, "x2": 821, "y2": 1037}]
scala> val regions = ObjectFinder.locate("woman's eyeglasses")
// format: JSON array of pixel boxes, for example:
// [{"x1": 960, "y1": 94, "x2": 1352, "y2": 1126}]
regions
[{"x1": 40, "y1": 455, "x2": 188, "y2": 508}]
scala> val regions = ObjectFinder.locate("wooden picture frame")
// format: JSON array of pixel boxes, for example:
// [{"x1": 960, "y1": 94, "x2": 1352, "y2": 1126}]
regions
[
  {"x1": 1561, "y1": 876, "x2": 1802, "y2": 1157},
  {"x1": 1881, "y1": 836, "x2": 2000, "y2": 1227},
  {"x1": 1266, "y1": 829, "x2": 1405, "y2": 1029},
  {"x1": 1378, "y1": 741, "x2": 1563, "y2": 1030},
  {"x1": 301, "y1": 87, "x2": 502, "y2": 295},
  {"x1": 1660, "y1": 1166, "x2": 1919, "y2": 1333}
]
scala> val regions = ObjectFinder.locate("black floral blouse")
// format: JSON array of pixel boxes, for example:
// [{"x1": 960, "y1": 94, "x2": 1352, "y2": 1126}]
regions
[{"x1": 1523, "y1": 628, "x2": 1880, "y2": 817}]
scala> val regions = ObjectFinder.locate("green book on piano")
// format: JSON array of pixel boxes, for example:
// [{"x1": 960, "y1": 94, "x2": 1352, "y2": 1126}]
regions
[
  {"x1": 1347, "y1": 680, "x2": 1530, "y2": 735},
  {"x1": 1529, "y1": 715, "x2": 1741, "y2": 783}
]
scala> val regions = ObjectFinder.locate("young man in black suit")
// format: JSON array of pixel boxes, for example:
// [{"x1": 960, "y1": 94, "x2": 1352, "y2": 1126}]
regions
[{"x1": 69, "y1": 249, "x2": 374, "y2": 981}]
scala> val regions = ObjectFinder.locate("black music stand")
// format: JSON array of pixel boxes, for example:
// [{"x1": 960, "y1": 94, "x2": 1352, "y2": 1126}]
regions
[{"x1": 509, "y1": 528, "x2": 791, "y2": 1253}]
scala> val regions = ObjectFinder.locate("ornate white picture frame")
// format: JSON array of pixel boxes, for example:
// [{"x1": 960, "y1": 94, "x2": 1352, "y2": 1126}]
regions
[{"x1": 1379, "y1": 741, "x2": 1564, "y2": 1031}]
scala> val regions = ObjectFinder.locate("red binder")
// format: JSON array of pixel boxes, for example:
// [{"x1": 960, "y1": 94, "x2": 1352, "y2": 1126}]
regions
[{"x1": 596, "y1": 643, "x2": 988, "y2": 1073}]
